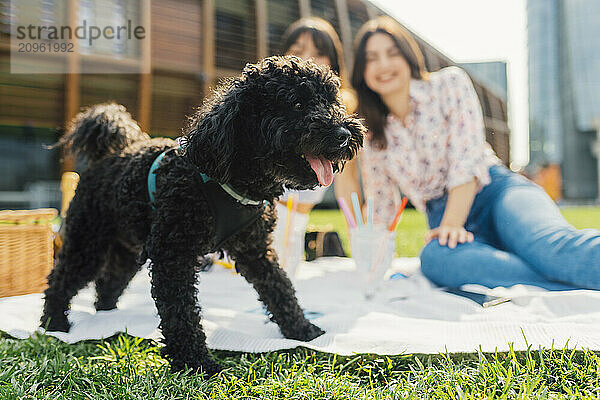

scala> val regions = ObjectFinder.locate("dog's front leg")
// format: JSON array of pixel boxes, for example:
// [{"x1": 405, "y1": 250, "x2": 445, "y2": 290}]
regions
[
  {"x1": 148, "y1": 254, "x2": 222, "y2": 376},
  {"x1": 234, "y1": 254, "x2": 324, "y2": 341},
  {"x1": 146, "y1": 219, "x2": 222, "y2": 376},
  {"x1": 228, "y1": 220, "x2": 324, "y2": 341},
  {"x1": 149, "y1": 253, "x2": 223, "y2": 376}
]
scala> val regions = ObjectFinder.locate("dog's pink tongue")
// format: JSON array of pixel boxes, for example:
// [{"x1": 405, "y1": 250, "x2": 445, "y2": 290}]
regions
[{"x1": 306, "y1": 155, "x2": 334, "y2": 187}]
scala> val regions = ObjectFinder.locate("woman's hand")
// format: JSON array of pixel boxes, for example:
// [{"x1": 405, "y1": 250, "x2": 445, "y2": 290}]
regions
[
  {"x1": 425, "y1": 225, "x2": 474, "y2": 249},
  {"x1": 428, "y1": 178, "x2": 478, "y2": 248}
]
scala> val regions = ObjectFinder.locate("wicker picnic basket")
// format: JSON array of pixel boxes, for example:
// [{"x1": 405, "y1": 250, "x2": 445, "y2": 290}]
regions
[{"x1": 0, "y1": 208, "x2": 57, "y2": 298}]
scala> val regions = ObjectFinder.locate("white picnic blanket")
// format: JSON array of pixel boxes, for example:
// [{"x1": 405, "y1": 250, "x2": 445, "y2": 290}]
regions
[{"x1": 2, "y1": 257, "x2": 600, "y2": 354}]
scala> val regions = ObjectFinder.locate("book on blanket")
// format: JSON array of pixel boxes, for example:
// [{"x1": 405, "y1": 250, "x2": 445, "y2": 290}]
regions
[{"x1": 441, "y1": 287, "x2": 511, "y2": 307}]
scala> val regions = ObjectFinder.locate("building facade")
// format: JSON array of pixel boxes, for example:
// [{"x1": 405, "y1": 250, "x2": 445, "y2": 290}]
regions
[
  {"x1": 0, "y1": 0, "x2": 510, "y2": 208},
  {"x1": 460, "y1": 61, "x2": 507, "y2": 102},
  {"x1": 527, "y1": 0, "x2": 600, "y2": 200}
]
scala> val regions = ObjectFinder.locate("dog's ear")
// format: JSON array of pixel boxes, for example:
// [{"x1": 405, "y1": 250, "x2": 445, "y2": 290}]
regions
[
  {"x1": 182, "y1": 96, "x2": 239, "y2": 183},
  {"x1": 209, "y1": 98, "x2": 238, "y2": 182}
]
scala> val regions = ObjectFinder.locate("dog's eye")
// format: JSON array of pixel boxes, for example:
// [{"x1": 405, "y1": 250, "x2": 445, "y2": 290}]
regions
[{"x1": 294, "y1": 102, "x2": 303, "y2": 111}]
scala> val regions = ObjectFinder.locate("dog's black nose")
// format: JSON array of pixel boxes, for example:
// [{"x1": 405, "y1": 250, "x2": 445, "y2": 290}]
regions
[{"x1": 334, "y1": 127, "x2": 351, "y2": 147}]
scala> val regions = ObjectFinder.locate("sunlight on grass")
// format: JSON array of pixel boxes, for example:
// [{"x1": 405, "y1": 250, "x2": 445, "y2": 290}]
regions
[{"x1": 1, "y1": 332, "x2": 599, "y2": 399}]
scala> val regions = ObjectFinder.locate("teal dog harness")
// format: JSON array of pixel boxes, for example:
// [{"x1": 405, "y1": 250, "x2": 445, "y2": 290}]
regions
[
  {"x1": 147, "y1": 150, "x2": 169, "y2": 206},
  {"x1": 147, "y1": 149, "x2": 267, "y2": 250}
]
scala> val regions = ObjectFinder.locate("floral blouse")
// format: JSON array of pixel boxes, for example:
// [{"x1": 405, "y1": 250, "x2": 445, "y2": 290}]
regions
[{"x1": 361, "y1": 66, "x2": 501, "y2": 221}]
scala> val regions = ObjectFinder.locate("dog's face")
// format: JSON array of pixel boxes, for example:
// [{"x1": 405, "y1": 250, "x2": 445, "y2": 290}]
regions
[
  {"x1": 242, "y1": 56, "x2": 365, "y2": 190},
  {"x1": 182, "y1": 56, "x2": 365, "y2": 193}
]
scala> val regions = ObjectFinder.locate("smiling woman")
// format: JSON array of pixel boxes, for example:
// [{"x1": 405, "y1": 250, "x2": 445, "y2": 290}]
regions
[
  {"x1": 363, "y1": 34, "x2": 412, "y2": 98},
  {"x1": 336, "y1": 15, "x2": 600, "y2": 291},
  {"x1": 351, "y1": 16, "x2": 428, "y2": 150}
]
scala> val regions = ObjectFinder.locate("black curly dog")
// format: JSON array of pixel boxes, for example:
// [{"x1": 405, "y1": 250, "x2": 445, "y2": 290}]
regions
[{"x1": 41, "y1": 56, "x2": 364, "y2": 376}]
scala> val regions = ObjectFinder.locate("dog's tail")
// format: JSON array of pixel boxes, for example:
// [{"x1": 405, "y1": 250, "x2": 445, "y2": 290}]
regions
[{"x1": 56, "y1": 102, "x2": 150, "y2": 165}]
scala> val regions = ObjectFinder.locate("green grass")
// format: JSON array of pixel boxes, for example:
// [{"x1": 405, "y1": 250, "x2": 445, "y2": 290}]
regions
[
  {"x1": 2, "y1": 206, "x2": 600, "y2": 399},
  {"x1": 1, "y1": 332, "x2": 599, "y2": 399},
  {"x1": 560, "y1": 207, "x2": 600, "y2": 231}
]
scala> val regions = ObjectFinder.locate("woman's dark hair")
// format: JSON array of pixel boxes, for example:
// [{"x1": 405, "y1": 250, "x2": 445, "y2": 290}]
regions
[
  {"x1": 351, "y1": 16, "x2": 428, "y2": 149},
  {"x1": 281, "y1": 17, "x2": 346, "y2": 79}
]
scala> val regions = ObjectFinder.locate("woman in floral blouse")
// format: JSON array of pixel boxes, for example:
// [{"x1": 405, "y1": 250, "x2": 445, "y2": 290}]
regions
[{"x1": 336, "y1": 16, "x2": 600, "y2": 290}]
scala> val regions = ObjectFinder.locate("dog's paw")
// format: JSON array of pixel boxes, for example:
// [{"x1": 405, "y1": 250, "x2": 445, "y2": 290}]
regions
[
  {"x1": 94, "y1": 300, "x2": 118, "y2": 311},
  {"x1": 282, "y1": 321, "x2": 325, "y2": 342},
  {"x1": 40, "y1": 314, "x2": 71, "y2": 333}
]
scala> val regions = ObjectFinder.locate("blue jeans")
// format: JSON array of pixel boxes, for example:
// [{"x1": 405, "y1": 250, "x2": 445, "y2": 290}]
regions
[{"x1": 420, "y1": 165, "x2": 600, "y2": 290}]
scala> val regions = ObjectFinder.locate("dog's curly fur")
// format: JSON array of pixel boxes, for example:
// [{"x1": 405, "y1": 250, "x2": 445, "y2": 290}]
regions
[{"x1": 40, "y1": 56, "x2": 364, "y2": 376}]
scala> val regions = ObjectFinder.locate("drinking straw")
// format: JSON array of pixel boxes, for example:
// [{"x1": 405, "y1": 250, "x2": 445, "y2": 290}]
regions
[
  {"x1": 337, "y1": 197, "x2": 357, "y2": 229},
  {"x1": 281, "y1": 194, "x2": 295, "y2": 269},
  {"x1": 213, "y1": 258, "x2": 235, "y2": 270},
  {"x1": 351, "y1": 192, "x2": 363, "y2": 228},
  {"x1": 211, "y1": 252, "x2": 236, "y2": 273},
  {"x1": 367, "y1": 198, "x2": 374, "y2": 229},
  {"x1": 283, "y1": 195, "x2": 294, "y2": 248},
  {"x1": 388, "y1": 197, "x2": 409, "y2": 232},
  {"x1": 284, "y1": 195, "x2": 298, "y2": 270},
  {"x1": 288, "y1": 195, "x2": 298, "y2": 242}
]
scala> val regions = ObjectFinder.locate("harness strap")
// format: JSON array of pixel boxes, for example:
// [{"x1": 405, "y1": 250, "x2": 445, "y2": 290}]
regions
[
  {"x1": 147, "y1": 149, "x2": 265, "y2": 209},
  {"x1": 219, "y1": 183, "x2": 263, "y2": 206},
  {"x1": 147, "y1": 150, "x2": 169, "y2": 209}
]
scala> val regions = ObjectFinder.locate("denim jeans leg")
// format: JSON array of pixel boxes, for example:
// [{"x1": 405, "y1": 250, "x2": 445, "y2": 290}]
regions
[
  {"x1": 492, "y1": 181, "x2": 600, "y2": 289},
  {"x1": 419, "y1": 239, "x2": 575, "y2": 290},
  {"x1": 420, "y1": 165, "x2": 589, "y2": 290}
]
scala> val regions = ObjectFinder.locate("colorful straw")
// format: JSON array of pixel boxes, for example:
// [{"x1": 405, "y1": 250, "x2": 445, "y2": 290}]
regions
[
  {"x1": 282, "y1": 194, "x2": 294, "y2": 251},
  {"x1": 388, "y1": 197, "x2": 409, "y2": 232},
  {"x1": 337, "y1": 197, "x2": 357, "y2": 229},
  {"x1": 285, "y1": 195, "x2": 298, "y2": 270},
  {"x1": 351, "y1": 192, "x2": 363, "y2": 227},
  {"x1": 367, "y1": 197, "x2": 374, "y2": 229},
  {"x1": 288, "y1": 195, "x2": 298, "y2": 239}
]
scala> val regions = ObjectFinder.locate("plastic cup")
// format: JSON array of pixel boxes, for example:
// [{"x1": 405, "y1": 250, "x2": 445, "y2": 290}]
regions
[
  {"x1": 281, "y1": 224, "x2": 304, "y2": 280},
  {"x1": 349, "y1": 226, "x2": 396, "y2": 299}
]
